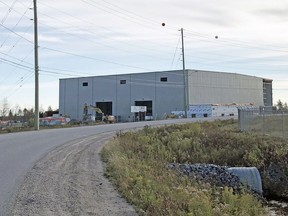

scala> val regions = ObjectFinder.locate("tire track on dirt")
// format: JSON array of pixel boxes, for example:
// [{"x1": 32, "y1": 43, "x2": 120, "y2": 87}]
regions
[{"x1": 9, "y1": 132, "x2": 138, "y2": 216}]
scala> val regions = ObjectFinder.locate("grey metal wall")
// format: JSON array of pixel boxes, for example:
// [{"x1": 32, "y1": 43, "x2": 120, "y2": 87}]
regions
[
  {"x1": 59, "y1": 71, "x2": 185, "y2": 121},
  {"x1": 188, "y1": 70, "x2": 265, "y2": 106},
  {"x1": 59, "y1": 78, "x2": 80, "y2": 119},
  {"x1": 59, "y1": 70, "x2": 271, "y2": 121}
]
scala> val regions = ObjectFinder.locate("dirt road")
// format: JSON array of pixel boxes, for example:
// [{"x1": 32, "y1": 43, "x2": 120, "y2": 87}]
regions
[{"x1": 9, "y1": 132, "x2": 137, "y2": 216}]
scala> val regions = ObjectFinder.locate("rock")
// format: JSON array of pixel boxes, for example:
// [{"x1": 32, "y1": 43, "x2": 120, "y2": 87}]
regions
[
  {"x1": 262, "y1": 164, "x2": 288, "y2": 198},
  {"x1": 167, "y1": 163, "x2": 264, "y2": 197},
  {"x1": 167, "y1": 163, "x2": 243, "y2": 190}
]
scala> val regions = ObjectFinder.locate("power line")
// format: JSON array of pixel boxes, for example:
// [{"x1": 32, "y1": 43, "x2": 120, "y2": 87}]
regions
[
  {"x1": 0, "y1": 23, "x2": 33, "y2": 44},
  {"x1": 6, "y1": 73, "x2": 34, "y2": 99},
  {"x1": 36, "y1": 9, "x2": 176, "y2": 57},
  {"x1": 40, "y1": 46, "x2": 154, "y2": 71},
  {"x1": 79, "y1": 0, "x2": 157, "y2": 30},
  {"x1": 184, "y1": 31, "x2": 288, "y2": 54},
  {"x1": 0, "y1": 50, "x2": 33, "y2": 66},
  {"x1": 94, "y1": 0, "x2": 160, "y2": 26},
  {"x1": 170, "y1": 35, "x2": 181, "y2": 69},
  {"x1": 0, "y1": 2, "x2": 32, "y2": 50},
  {"x1": 1, "y1": 0, "x2": 18, "y2": 24},
  {"x1": 0, "y1": 0, "x2": 32, "y2": 23},
  {"x1": 2, "y1": 24, "x2": 33, "y2": 54},
  {"x1": 0, "y1": 57, "x2": 34, "y2": 71},
  {"x1": 38, "y1": 12, "x2": 155, "y2": 56}
]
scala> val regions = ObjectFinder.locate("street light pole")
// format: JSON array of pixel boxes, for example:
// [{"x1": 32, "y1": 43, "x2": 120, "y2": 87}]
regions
[
  {"x1": 33, "y1": 0, "x2": 39, "y2": 130},
  {"x1": 180, "y1": 28, "x2": 188, "y2": 118}
]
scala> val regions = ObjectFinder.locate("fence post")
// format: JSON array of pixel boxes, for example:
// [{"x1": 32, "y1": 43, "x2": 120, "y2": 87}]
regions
[
  {"x1": 262, "y1": 107, "x2": 265, "y2": 136},
  {"x1": 238, "y1": 109, "x2": 243, "y2": 131},
  {"x1": 283, "y1": 110, "x2": 285, "y2": 138}
]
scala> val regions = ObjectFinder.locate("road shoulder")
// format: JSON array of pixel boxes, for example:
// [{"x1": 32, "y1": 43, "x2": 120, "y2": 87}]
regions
[{"x1": 8, "y1": 132, "x2": 138, "y2": 216}]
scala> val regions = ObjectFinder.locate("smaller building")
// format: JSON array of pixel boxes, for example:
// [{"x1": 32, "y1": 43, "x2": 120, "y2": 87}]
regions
[{"x1": 172, "y1": 104, "x2": 256, "y2": 118}]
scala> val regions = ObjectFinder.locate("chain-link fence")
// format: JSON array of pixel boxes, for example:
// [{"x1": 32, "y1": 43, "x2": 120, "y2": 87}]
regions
[{"x1": 238, "y1": 107, "x2": 288, "y2": 138}]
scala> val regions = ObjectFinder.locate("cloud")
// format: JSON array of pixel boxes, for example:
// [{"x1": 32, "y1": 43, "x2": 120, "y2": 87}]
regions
[
  {"x1": 38, "y1": 35, "x2": 63, "y2": 43},
  {"x1": 256, "y1": 7, "x2": 288, "y2": 20},
  {"x1": 2, "y1": 0, "x2": 288, "y2": 107}
]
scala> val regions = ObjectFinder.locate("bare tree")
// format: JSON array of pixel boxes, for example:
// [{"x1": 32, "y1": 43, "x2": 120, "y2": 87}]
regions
[
  {"x1": 47, "y1": 106, "x2": 53, "y2": 111},
  {"x1": 276, "y1": 99, "x2": 288, "y2": 111},
  {"x1": 0, "y1": 98, "x2": 10, "y2": 118},
  {"x1": 13, "y1": 104, "x2": 21, "y2": 116}
]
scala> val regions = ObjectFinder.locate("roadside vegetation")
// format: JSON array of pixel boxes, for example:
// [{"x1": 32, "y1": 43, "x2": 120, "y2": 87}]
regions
[{"x1": 101, "y1": 119, "x2": 288, "y2": 215}]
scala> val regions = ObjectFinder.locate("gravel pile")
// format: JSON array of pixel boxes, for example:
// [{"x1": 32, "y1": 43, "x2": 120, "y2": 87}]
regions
[
  {"x1": 263, "y1": 164, "x2": 288, "y2": 198},
  {"x1": 167, "y1": 163, "x2": 243, "y2": 190}
]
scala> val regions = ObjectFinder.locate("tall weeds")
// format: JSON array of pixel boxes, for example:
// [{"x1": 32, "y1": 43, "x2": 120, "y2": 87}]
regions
[{"x1": 101, "y1": 120, "x2": 281, "y2": 215}]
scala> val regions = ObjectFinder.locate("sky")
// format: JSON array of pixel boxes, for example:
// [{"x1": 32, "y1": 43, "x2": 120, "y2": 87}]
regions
[{"x1": 0, "y1": 0, "x2": 288, "y2": 111}]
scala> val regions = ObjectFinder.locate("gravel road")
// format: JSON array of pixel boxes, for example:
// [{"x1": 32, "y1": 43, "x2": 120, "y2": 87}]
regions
[
  {"x1": 1, "y1": 117, "x2": 233, "y2": 215},
  {"x1": 9, "y1": 132, "x2": 137, "y2": 216}
]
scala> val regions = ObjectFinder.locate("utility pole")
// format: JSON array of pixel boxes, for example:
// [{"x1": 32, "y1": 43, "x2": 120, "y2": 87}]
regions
[
  {"x1": 180, "y1": 28, "x2": 188, "y2": 118},
  {"x1": 33, "y1": 0, "x2": 39, "y2": 130}
]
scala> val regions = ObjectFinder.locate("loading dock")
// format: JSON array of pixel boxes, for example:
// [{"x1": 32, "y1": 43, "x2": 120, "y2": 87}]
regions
[
  {"x1": 96, "y1": 102, "x2": 112, "y2": 116},
  {"x1": 134, "y1": 101, "x2": 152, "y2": 121}
]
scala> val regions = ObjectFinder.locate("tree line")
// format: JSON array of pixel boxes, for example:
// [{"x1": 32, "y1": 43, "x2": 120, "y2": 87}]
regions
[
  {"x1": 0, "y1": 98, "x2": 59, "y2": 122},
  {"x1": 276, "y1": 99, "x2": 288, "y2": 111}
]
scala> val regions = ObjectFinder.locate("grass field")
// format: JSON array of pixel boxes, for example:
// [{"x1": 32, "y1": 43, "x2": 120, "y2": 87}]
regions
[
  {"x1": 101, "y1": 119, "x2": 288, "y2": 215},
  {"x1": 245, "y1": 114, "x2": 288, "y2": 138}
]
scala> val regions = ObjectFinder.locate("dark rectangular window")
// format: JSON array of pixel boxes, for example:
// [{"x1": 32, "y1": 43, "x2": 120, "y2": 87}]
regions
[
  {"x1": 83, "y1": 82, "x2": 88, "y2": 87},
  {"x1": 160, "y1": 77, "x2": 167, "y2": 82},
  {"x1": 120, "y1": 80, "x2": 126, "y2": 84}
]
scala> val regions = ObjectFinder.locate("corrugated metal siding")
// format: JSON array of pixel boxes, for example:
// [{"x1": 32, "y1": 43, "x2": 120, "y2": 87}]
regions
[
  {"x1": 59, "y1": 70, "x2": 269, "y2": 120},
  {"x1": 188, "y1": 71, "x2": 264, "y2": 106},
  {"x1": 59, "y1": 71, "x2": 185, "y2": 121}
]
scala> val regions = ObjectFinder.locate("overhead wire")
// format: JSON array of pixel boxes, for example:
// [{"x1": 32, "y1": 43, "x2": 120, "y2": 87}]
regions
[
  {"x1": 0, "y1": 23, "x2": 33, "y2": 44},
  {"x1": 170, "y1": 36, "x2": 181, "y2": 69},
  {"x1": 36, "y1": 5, "x2": 177, "y2": 59},
  {"x1": 40, "y1": 46, "x2": 155, "y2": 71},
  {"x1": 38, "y1": 0, "x2": 274, "y2": 74},
  {"x1": 3, "y1": 0, "x2": 288, "y2": 60},
  {"x1": 0, "y1": 57, "x2": 34, "y2": 98},
  {"x1": 35, "y1": 2, "x2": 181, "y2": 68},
  {"x1": 6, "y1": 73, "x2": 34, "y2": 99},
  {"x1": 178, "y1": 29, "x2": 288, "y2": 74},
  {"x1": 93, "y1": 0, "x2": 160, "y2": 26},
  {"x1": 1, "y1": 0, "x2": 18, "y2": 24},
  {"x1": 0, "y1": 47, "x2": 34, "y2": 93},
  {"x1": 184, "y1": 30, "x2": 288, "y2": 53},
  {"x1": 0, "y1": 0, "x2": 33, "y2": 73},
  {"x1": 1, "y1": 0, "x2": 287, "y2": 96},
  {"x1": 0, "y1": 57, "x2": 34, "y2": 71},
  {"x1": 0, "y1": 2, "x2": 32, "y2": 50},
  {"x1": 37, "y1": 1, "x2": 174, "y2": 52},
  {"x1": 37, "y1": 11, "x2": 165, "y2": 57},
  {"x1": 79, "y1": 0, "x2": 158, "y2": 30}
]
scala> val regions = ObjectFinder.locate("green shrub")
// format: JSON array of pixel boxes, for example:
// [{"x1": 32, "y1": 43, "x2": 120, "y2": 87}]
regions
[{"x1": 101, "y1": 120, "x2": 275, "y2": 215}]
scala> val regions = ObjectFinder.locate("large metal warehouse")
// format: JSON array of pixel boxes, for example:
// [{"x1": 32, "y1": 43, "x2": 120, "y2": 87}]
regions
[{"x1": 59, "y1": 69, "x2": 273, "y2": 121}]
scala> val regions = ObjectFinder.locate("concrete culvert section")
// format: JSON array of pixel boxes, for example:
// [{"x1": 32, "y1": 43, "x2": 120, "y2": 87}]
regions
[
  {"x1": 168, "y1": 163, "x2": 263, "y2": 196},
  {"x1": 228, "y1": 167, "x2": 263, "y2": 195}
]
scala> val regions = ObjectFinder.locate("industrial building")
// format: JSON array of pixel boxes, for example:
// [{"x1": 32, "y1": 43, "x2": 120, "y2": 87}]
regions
[{"x1": 59, "y1": 69, "x2": 273, "y2": 121}]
